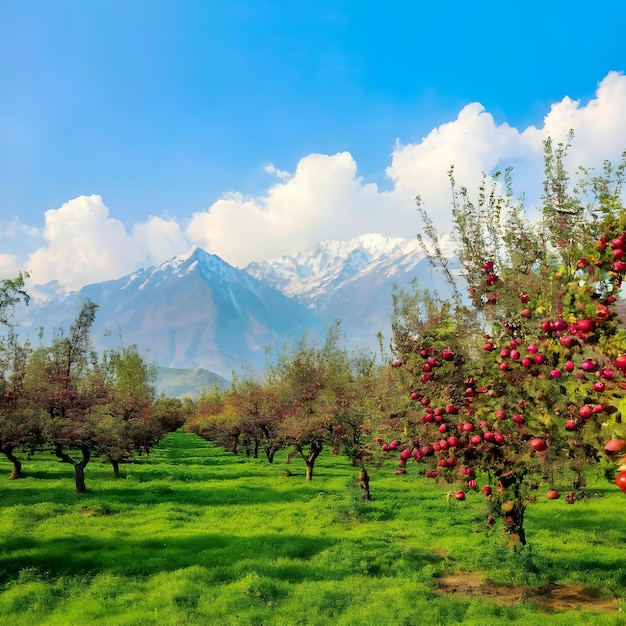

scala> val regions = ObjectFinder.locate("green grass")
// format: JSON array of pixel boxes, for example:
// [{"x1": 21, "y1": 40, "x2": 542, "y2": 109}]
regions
[{"x1": 0, "y1": 432, "x2": 624, "y2": 625}]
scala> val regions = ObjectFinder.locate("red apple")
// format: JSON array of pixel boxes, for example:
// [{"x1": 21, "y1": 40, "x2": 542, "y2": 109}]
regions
[
  {"x1": 575, "y1": 319, "x2": 595, "y2": 333},
  {"x1": 546, "y1": 489, "x2": 560, "y2": 500},
  {"x1": 441, "y1": 348, "x2": 455, "y2": 361},
  {"x1": 553, "y1": 319, "x2": 568, "y2": 332},
  {"x1": 530, "y1": 438, "x2": 547, "y2": 452},
  {"x1": 581, "y1": 359, "x2": 596, "y2": 372},
  {"x1": 611, "y1": 233, "x2": 626, "y2": 249},
  {"x1": 604, "y1": 439, "x2": 626, "y2": 460}
]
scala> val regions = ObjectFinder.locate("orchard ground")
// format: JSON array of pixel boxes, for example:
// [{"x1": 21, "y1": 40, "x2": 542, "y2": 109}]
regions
[{"x1": 0, "y1": 431, "x2": 624, "y2": 626}]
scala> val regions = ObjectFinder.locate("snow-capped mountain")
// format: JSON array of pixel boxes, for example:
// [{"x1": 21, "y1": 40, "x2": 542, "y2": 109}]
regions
[
  {"x1": 244, "y1": 234, "x2": 425, "y2": 300},
  {"x1": 12, "y1": 235, "x2": 456, "y2": 382},
  {"x1": 245, "y1": 234, "x2": 455, "y2": 348},
  {"x1": 14, "y1": 246, "x2": 323, "y2": 379}
]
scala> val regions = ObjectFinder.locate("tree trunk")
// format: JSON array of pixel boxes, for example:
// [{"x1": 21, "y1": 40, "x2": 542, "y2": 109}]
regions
[
  {"x1": 303, "y1": 441, "x2": 323, "y2": 481},
  {"x1": 263, "y1": 446, "x2": 275, "y2": 463},
  {"x1": 111, "y1": 460, "x2": 120, "y2": 479},
  {"x1": 75, "y1": 463, "x2": 87, "y2": 494},
  {"x1": 358, "y1": 467, "x2": 371, "y2": 501},
  {"x1": 55, "y1": 444, "x2": 90, "y2": 494},
  {"x1": 3, "y1": 447, "x2": 22, "y2": 480}
]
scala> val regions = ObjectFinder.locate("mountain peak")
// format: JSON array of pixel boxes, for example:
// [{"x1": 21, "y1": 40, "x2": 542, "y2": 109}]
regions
[
  {"x1": 157, "y1": 246, "x2": 239, "y2": 280},
  {"x1": 244, "y1": 233, "x2": 424, "y2": 298}
]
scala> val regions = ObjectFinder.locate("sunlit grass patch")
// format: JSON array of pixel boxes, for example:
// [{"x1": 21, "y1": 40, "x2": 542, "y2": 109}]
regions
[{"x1": 0, "y1": 431, "x2": 623, "y2": 625}]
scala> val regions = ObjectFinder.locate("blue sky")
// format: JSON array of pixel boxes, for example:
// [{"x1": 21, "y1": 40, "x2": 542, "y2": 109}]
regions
[{"x1": 2, "y1": 1, "x2": 626, "y2": 290}]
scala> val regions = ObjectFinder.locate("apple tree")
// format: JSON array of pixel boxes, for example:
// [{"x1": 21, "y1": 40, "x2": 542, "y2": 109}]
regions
[
  {"x1": 0, "y1": 272, "x2": 34, "y2": 478},
  {"x1": 0, "y1": 329, "x2": 41, "y2": 479},
  {"x1": 381, "y1": 140, "x2": 626, "y2": 546},
  {"x1": 94, "y1": 345, "x2": 161, "y2": 478},
  {"x1": 29, "y1": 300, "x2": 105, "y2": 493},
  {"x1": 271, "y1": 328, "x2": 371, "y2": 481}
]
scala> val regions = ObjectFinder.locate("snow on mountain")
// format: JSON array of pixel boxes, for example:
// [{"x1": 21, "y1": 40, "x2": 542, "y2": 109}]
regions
[
  {"x1": 14, "y1": 247, "x2": 323, "y2": 380},
  {"x1": 244, "y1": 234, "x2": 426, "y2": 300},
  {"x1": 12, "y1": 235, "x2": 458, "y2": 381},
  {"x1": 244, "y1": 233, "x2": 457, "y2": 348}
]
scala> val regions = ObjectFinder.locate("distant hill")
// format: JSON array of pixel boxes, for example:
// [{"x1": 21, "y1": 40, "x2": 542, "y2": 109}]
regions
[{"x1": 155, "y1": 366, "x2": 230, "y2": 400}]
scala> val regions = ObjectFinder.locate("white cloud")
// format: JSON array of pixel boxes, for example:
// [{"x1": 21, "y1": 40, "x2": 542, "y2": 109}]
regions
[
  {"x1": 187, "y1": 152, "x2": 402, "y2": 266},
  {"x1": 542, "y1": 71, "x2": 626, "y2": 173},
  {"x1": 10, "y1": 71, "x2": 626, "y2": 288},
  {"x1": 0, "y1": 253, "x2": 20, "y2": 279},
  {"x1": 24, "y1": 195, "x2": 190, "y2": 290},
  {"x1": 131, "y1": 216, "x2": 188, "y2": 266}
]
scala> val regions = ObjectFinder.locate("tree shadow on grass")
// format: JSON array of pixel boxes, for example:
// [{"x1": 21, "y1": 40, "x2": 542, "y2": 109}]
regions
[
  {"x1": 0, "y1": 531, "x2": 446, "y2": 588},
  {"x1": 0, "y1": 532, "x2": 333, "y2": 583},
  {"x1": 1, "y1": 478, "x2": 342, "y2": 509}
]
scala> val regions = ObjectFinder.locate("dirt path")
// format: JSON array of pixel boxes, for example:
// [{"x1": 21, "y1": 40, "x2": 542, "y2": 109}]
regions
[{"x1": 435, "y1": 572, "x2": 620, "y2": 613}]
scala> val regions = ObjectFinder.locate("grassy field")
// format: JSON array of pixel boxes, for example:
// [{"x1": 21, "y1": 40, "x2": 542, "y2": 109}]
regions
[{"x1": 0, "y1": 432, "x2": 624, "y2": 626}]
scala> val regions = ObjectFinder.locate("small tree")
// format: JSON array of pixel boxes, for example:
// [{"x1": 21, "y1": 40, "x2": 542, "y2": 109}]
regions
[
  {"x1": 0, "y1": 272, "x2": 33, "y2": 478},
  {"x1": 95, "y1": 345, "x2": 161, "y2": 477},
  {"x1": 0, "y1": 329, "x2": 40, "y2": 478},
  {"x1": 32, "y1": 300, "x2": 102, "y2": 493},
  {"x1": 272, "y1": 327, "x2": 366, "y2": 481}
]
